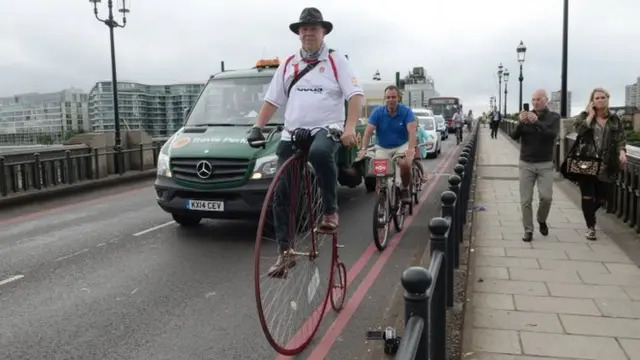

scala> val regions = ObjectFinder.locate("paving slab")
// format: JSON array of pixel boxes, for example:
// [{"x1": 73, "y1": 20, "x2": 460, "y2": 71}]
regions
[{"x1": 464, "y1": 128, "x2": 640, "y2": 360}]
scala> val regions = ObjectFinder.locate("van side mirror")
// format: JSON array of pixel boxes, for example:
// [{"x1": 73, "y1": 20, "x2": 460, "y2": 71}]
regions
[{"x1": 183, "y1": 107, "x2": 191, "y2": 120}]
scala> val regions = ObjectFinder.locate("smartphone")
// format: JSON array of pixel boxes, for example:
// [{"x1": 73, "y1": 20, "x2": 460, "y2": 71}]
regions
[{"x1": 523, "y1": 103, "x2": 530, "y2": 112}]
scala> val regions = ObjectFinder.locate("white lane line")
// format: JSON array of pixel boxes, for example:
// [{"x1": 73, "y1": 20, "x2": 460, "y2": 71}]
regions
[
  {"x1": 0, "y1": 274, "x2": 24, "y2": 287},
  {"x1": 55, "y1": 248, "x2": 89, "y2": 262},
  {"x1": 133, "y1": 221, "x2": 176, "y2": 237}
]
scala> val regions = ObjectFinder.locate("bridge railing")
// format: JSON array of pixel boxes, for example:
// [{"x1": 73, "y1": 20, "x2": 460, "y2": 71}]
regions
[
  {"x1": 500, "y1": 119, "x2": 640, "y2": 233},
  {"x1": 0, "y1": 138, "x2": 168, "y2": 204},
  {"x1": 367, "y1": 122, "x2": 479, "y2": 359}
]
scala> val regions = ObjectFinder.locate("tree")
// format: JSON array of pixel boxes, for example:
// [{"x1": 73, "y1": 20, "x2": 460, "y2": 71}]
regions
[
  {"x1": 37, "y1": 134, "x2": 54, "y2": 145},
  {"x1": 64, "y1": 128, "x2": 85, "y2": 141}
]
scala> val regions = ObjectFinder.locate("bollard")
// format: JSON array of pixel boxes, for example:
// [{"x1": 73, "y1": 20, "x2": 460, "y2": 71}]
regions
[
  {"x1": 33, "y1": 153, "x2": 41, "y2": 190},
  {"x1": 65, "y1": 150, "x2": 73, "y2": 184},
  {"x1": 139, "y1": 144, "x2": 145, "y2": 172},
  {"x1": 429, "y1": 217, "x2": 450, "y2": 360},
  {"x1": 0, "y1": 156, "x2": 6, "y2": 196},
  {"x1": 457, "y1": 156, "x2": 469, "y2": 225},
  {"x1": 440, "y1": 191, "x2": 457, "y2": 307},
  {"x1": 448, "y1": 175, "x2": 462, "y2": 268},
  {"x1": 401, "y1": 266, "x2": 432, "y2": 359},
  {"x1": 94, "y1": 148, "x2": 100, "y2": 179},
  {"x1": 453, "y1": 164, "x2": 465, "y2": 242},
  {"x1": 115, "y1": 145, "x2": 124, "y2": 175}
]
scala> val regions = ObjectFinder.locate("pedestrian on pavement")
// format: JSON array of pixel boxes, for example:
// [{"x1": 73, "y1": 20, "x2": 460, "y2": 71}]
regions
[
  {"x1": 489, "y1": 108, "x2": 501, "y2": 138},
  {"x1": 570, "y1": 88, "x2": 627, "y2": 240},
  {"x1": 510, "y1": 89, "x2": 560, "y2": 242}
]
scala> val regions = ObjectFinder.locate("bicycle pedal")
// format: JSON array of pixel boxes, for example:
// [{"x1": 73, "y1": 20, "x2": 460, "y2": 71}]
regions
[{"x1": 314, "y1": 227, "x2": 338, "y2": 235}]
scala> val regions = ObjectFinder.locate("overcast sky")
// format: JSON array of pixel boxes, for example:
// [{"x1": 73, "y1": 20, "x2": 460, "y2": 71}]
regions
[{"x1": 1, "y1": 0, "x2": 639, "y2": 116}]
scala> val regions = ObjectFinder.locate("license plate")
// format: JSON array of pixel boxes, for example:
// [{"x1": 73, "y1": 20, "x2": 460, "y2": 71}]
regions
[{"x1": 187, "y1": 200, "x2": 224, "y2": 211}]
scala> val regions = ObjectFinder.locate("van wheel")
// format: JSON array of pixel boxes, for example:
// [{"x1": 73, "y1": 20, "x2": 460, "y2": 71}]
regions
[
  {"x1": 172, "y1": 214, "x2": 202, "y2": 226},
  {"x1": 365, "y1": 177, "x2": 376, "y2": 193}
]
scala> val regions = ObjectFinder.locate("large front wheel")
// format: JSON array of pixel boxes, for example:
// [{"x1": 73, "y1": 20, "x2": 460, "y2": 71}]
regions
[{"x1": 253, "y1": 154, "x2": 336, "y2": 355}]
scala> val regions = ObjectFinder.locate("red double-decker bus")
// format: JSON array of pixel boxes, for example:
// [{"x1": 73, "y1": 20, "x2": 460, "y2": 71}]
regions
[{"x1": 426, "y1": 97, "x2": 462, "y2": 133}]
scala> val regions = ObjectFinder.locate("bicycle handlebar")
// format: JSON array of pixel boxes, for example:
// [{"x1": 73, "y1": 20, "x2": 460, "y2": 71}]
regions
[{"x1": 248, "y1": 139, "x2": 267, "y2": 149}]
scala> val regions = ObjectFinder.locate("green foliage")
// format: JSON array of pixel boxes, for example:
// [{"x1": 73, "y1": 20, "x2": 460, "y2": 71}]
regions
[{"x1": 37, "y1": 134, "x2": 54, "y2": 145}]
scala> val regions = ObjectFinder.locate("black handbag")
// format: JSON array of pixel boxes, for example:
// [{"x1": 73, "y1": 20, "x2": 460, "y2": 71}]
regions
[{"x1": 560, "y1": 132, "x2": 602, "y2": 181}]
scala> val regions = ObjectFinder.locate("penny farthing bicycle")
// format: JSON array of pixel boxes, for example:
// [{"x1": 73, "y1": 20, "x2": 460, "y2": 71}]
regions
[{"x1": 250, "y1": 128, "x2": 347, "y2": 356}]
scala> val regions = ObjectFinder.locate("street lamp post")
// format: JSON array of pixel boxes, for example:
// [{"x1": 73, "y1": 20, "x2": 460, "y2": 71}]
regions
[
  {"x1": 497, "y1": 63, "x2": 504, "y2": 117},
  {"x1": 90, "y1": 0, "x2": 130, "y2": 174},
  {"x1": 560, "y1": 0, "x2": 569, "y2": 117},
  {"x1": 516, "y1": 41, "x2": 527, "y2": 112},
  {"x1": 503, "y1": 69, "x2": 510, "y2": 117}
]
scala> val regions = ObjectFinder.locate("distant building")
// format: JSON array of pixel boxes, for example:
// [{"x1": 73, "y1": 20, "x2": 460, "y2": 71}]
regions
[
  {"x1": 548, "y1": 90, "x2": 572, "y2": 116},
  {"x1": 625, "y1": 77, "x2": 640, "y2": 108},
  {"x1": 88, "y1": 81, "x2": 205, "y2": 138},
  {"x1": 0, "y1": 88, "x2": 89, "y2": 145},
  {"x1": 402, "y1": 67, "x2": 439, "y2": 108}
]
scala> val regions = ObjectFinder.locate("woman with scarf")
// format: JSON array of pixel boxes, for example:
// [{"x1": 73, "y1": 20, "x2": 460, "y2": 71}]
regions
[{"x1": 572, "y1": 88, "x2": 627, "y2": 240}]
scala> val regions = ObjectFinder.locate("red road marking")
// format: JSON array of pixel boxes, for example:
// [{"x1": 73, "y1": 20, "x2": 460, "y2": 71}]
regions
[
  {"x1": 273, "y1": 142, "x2": 461, "y2": 359},
  {"x1": 0, "y1": 186, "x2": 150, "y2": 226},
  {"x1": 305, "y1": 142, "x2": 461, "y2": 359}
]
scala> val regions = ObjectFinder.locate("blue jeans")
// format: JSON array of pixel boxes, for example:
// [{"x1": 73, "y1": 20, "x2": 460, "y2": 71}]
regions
[{"x1": 272, "y1": 129, "x2": 340, "y2": 252}]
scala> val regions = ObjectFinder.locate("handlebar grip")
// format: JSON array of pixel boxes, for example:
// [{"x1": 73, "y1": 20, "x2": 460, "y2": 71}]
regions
[{"x1": 248, "y1": 139, "x2": 267, "y2": 148}]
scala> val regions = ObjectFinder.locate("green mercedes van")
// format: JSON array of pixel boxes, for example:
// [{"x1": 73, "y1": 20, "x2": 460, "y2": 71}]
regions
[{"x1": 154, "y1": 58, "x2": 375, "y2": 226}]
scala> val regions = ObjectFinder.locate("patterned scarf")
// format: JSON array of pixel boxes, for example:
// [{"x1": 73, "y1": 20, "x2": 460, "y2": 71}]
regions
[{"x1": 300, "y1": 42, "x2": 325, "y2": 64}]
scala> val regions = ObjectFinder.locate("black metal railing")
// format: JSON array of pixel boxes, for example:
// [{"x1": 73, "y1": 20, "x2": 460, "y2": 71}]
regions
[
  {"x1": 499, "y1": 119, "x2": 640, "y2": 233},
  {"x1": 0, "y1": 141, "x2": 165, "y2": 198},
  {"x1": 366, "y1": 123, "x2": 479, "y2": 359}
]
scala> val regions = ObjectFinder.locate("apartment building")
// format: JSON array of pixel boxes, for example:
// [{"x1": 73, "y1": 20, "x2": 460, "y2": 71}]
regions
[
  {"x1": 0, "y1": 88, "x2": 89, "y2": 145},
  {"x1": 625, "y1": 77, "x2": 639, "y2": 108},
  {"x1": 548, "y1": 90, "x2": 572, "y2": 116},
  {"x1": 88, "y1": 81, "x2": 205, "y2": 138}
]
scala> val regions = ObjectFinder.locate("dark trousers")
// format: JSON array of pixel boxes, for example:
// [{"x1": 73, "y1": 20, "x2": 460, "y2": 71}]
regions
[
  {"x1": 578, "y1": 179, "x2": 613, "y2": 228},
  {"x1": 273, "y1": 129, "x2": 340, "y2": 251},
  {"x1": 490, "y1": 121, "x2": 500, "y2": 138}
]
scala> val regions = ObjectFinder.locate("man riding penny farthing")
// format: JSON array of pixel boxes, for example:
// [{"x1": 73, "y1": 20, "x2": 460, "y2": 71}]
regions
[{"x1": 246, "y1": 7, "x2": 364, "y2": 355}]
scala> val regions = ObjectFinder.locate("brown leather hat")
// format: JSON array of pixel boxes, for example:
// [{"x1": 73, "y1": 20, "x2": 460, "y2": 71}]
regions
[{"x1": 289, "y1": 7, "x2": 333, "y2": 35}]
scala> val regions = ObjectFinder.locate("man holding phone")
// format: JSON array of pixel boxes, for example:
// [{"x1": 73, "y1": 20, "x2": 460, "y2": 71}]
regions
[{"x1": 510, "y1": 89, "x2": 561, "y2": 242}]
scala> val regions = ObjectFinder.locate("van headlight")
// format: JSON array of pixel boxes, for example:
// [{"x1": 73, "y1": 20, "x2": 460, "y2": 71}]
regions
[
  {"x1": 251, "y1": 155, "x2": 278, "y2": 180},
  {"x1": 157, "y1": 152, "x2": 172, "y2": 178}
]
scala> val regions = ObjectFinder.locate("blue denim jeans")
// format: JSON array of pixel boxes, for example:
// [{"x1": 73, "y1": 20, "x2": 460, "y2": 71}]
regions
[{"x1": 272, "y1": 129, "x2": 340, "y2": 252}]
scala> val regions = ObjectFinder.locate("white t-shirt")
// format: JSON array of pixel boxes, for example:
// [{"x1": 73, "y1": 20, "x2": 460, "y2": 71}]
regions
[{"x1": 263, "y1": 46, "x2": 364, "y2": 141}]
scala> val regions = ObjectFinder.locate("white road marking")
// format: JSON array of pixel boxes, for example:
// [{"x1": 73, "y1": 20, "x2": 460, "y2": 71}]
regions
[
  {"x1": 133, "y1": 221, "x2": 176, "y2": 237},
  {"x1": 55, "y1": 248, "x2": 89, "y2": 262},
  {"x1": 0, "y1": 274, "x2": 24, "y2": 287}
]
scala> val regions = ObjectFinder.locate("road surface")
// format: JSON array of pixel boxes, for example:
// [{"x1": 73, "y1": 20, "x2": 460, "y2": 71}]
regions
[{"x1": 0, "y1": 135, "x2": 462, "y2": 360}]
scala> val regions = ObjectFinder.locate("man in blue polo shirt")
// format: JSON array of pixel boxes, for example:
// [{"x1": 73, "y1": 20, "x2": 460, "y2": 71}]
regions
[{"x1": 359, "y1": 85, "x2": 417, "y2": 202}]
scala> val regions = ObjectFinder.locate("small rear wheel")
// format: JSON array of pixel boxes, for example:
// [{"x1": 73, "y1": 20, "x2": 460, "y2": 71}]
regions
[
  {"x1": 172, "y1": 214, "x2": 201, "y2": 227},
  {"x1": 330, "y1": 261, "x2": 347, "y2": 312}
]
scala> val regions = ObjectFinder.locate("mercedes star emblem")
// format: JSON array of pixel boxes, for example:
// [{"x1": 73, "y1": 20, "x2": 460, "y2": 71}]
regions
[{"x1": 196, "y1": 160, "x2": 213, "y2": 179}]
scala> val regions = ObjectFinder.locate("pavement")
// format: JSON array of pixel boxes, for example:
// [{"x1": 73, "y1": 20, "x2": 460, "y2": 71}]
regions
[
  {"x1": 0, "y1": 134, "x2": 463, "y2": 360},
  {"x1": 463, "y1": 128, "x2": 640, "y2": 360}
]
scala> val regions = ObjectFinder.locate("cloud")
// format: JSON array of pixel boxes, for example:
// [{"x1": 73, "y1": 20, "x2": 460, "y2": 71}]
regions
[{"x1": 1, "y1": 0, "x2": 639, "y2": 117}]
